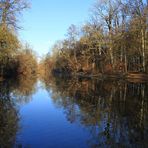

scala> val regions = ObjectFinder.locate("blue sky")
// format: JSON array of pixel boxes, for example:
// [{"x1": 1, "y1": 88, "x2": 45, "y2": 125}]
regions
[{"x1": 19, "y1": 0, "x2": 94, "y2": 57}]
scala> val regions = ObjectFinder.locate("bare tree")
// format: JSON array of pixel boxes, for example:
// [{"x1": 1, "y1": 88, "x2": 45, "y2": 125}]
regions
[
  {"x1": 0, "y1": 0, "x2": 29, "y2": 30},
  {"x1": 127, "y1": 0, "x2": 147, "y2": 72},
  {"x1": 92, "y1": 0, "x2": 120, "y2": 70}
]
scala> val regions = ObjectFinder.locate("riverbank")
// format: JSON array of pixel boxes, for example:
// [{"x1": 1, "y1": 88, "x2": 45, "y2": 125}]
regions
[{"x1": 52, "y1": 71, "x2": 148, "y2": 83}]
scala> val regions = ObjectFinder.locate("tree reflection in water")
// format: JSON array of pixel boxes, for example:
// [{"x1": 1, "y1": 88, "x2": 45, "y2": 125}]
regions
[
  {"x1": 0, "y1": 80, "x2": 18, "y2": 148},
  {"x1": 44, "y1": 76, "x2": 148, "y2": 147},
  {"x1": 13, "y1": 75, "x2": 37, "y2": 104},
  {"x1": 0, "y1": 75, "x2": 37, "y2": 147}
]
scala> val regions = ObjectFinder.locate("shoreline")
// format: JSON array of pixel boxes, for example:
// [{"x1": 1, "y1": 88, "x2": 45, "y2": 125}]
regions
[{"x1": 53, "y1": 72, "x2": 148, "y2": 83}]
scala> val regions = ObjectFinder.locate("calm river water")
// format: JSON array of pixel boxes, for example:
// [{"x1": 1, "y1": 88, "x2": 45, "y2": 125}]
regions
[{"x1": 0, "y1": 76, "x2": 147, "y2": 148}]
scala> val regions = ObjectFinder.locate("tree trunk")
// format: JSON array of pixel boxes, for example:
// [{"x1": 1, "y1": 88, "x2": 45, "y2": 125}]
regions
[
  {"x1": 141, "y1": 29, "x2": 146, "y2": 72},
  {"x1": 124, "y1": 48, "x2": 128, "y2": 73},
  {"x1": 109, "y1": 31, "x2": 114, "y2": 71}
]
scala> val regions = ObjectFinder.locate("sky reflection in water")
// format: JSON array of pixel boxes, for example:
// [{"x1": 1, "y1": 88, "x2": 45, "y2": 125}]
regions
[{"x1": 0, "y1": 77, "x2": 147, "y2": 148}]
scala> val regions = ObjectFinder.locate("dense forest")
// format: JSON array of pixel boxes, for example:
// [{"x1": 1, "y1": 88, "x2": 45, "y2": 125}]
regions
[
  {"x1": 42, "y1": 0, "x2": 148, "y2": 79},
  {"x1": 1, "y1": 0, "x2": 148, "y2": 80},
  {"x1": 0, "y1": 0, "x2": 37, "y2": 79}
]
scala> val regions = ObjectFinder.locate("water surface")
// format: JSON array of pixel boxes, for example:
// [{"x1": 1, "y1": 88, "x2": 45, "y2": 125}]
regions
[{"x1": 0, "y1": 77, "x2": 147, "y2": 148}]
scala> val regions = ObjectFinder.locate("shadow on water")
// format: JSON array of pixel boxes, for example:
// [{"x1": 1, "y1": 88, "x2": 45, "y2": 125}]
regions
[
  {"x1": 43, "y1": 76, "x2": 148, "y2": 148},
  {"x1": 0, "y1": 75, "x2": 37, "y2": 147}
]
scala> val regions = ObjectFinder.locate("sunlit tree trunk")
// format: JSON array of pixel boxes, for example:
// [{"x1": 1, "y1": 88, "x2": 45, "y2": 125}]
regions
[
  {"x1": 124, "y1": 48, "x2": 128, "y2": 73},
  {"x1": 141, "y1": 28, "x2": 146, "y2": 72}
]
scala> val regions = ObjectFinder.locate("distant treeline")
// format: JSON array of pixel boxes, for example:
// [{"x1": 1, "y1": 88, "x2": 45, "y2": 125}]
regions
[
  {"x1": 0, "y1": 0, "x2": 37, "y2": 78},
  {"x1": 42, "y1": 0, "x2": 148, "y2": 76}
]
